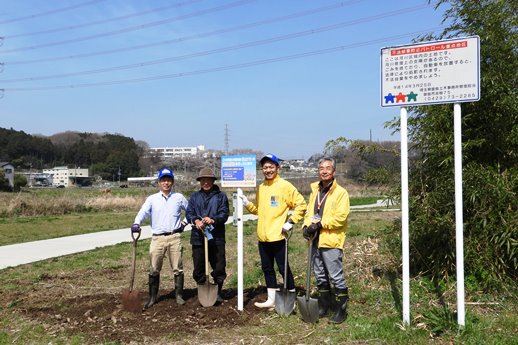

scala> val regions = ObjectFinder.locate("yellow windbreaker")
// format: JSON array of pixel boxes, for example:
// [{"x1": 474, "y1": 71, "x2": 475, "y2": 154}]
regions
[
  {"x1": 304, "y1": 179, "x2": 350, "y2": 249},
  {"x1": 245, "y1": 175, "x2": 307, "y2": 242}
]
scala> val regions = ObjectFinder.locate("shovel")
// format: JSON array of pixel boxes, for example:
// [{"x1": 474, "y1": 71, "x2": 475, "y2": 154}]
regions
[
  {"x1": 297, "y1": 234, "x2": 319, "y2": 323},
  {"x1": 275, "y1": 231, "x2": 296, "y2": 316},
  {"x1": 121, "y1": 230, "x2": 142, "y2": 313},
  {"x1": 197, "y1": 234, "x2": 218, "y2": 307}
]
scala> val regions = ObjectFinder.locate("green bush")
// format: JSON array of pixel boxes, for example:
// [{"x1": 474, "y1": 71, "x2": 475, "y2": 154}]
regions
[
  {"x1": 463, "y1": 165, "x2": 517, "y2": 288},
  {"x1": 14, "y1": 174, "x2": 27, "y2": 189}
]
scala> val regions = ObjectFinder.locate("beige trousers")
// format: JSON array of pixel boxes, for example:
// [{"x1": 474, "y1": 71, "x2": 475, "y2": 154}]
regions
[{"x1": 149, "y1": 233, "x2": 183, "y2": 275}]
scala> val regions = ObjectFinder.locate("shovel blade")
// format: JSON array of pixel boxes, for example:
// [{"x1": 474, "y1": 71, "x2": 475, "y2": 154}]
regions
[
  {"x1": 297, "y1": 295, "x2": 319, "y2": 323},
  {"x1": 121, "y1": 289, "x2": 142, "y2": 313},
  {"x1": 274, "y1": 289, "x2": 296, "y2": 316},
  {"x1": 197, "y1": 282, "x2": 218, "y2": 307}
]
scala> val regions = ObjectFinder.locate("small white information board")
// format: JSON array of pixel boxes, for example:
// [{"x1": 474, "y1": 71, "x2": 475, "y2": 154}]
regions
[
  {"x1": 221, "y1": 154, "x2": 256, "y2": 188},
  {"x1": 220, "y1": 155, "x2": 257, "y2": 311},
  {"x1": 381, "y1": 36, "x2": 480, "y2": 107}
]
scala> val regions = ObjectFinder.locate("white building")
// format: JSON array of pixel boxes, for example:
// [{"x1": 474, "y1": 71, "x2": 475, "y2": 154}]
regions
[
  {"x1": 43, "y1": 166, "x2": 89, "y2": 187},
  {"x1": 0, "y1": 162, "x2": 14, "y2": 189},
  {"x1": 148, "y1": 145, "x2": 205, "y2": 159}
]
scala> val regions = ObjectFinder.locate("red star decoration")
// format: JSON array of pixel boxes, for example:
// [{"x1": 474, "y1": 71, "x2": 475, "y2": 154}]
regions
[{"x1": 396, "y1": 92, "x2": 407, "y2": 103}]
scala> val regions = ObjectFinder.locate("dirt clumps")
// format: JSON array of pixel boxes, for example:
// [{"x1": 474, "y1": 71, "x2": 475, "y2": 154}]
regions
[{"x1": 19, "y1": 287, "x2": 267, "y2": 344}]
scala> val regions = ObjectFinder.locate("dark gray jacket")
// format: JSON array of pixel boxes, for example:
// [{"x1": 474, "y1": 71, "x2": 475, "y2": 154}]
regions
[{"x1": 186, "y1": 185, "x2": 229, "y2": 246}]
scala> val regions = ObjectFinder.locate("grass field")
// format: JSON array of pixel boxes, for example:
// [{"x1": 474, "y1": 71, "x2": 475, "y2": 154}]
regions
[
  {"x1": 0, "y1": 201, "x2": 516, "y2": 344},
  {"x1": 0, "y1": 187, "x2": 384, "y2": 246}
]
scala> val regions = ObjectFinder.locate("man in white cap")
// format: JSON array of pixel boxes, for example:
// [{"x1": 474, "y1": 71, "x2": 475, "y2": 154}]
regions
[
  {"x1": 131, "y1": 167, "x2": 189, "y2": 309},
  {"x1": 240, "y1": 154, "x2": 307, "y2": 308}
]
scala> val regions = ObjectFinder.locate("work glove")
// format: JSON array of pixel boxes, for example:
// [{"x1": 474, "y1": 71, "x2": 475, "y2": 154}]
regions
[
  {"x1": 239, "y1": 194, "x2": 249, "y2": 206},
  {"x1": 303, "y1": 222, "x2": 322, "y2": 240},
  {"x1": 204, "y1": 224, "x2": 214, "y2": 240},
  {"x1": 282, "y1": 220, "x2": 294, "y2": 238},
  {"x1": 173, "y1": 221, "x2": 188, "y2": 234},
  {"x1": 131, "y1": 223, "x2": 141, "y2": 233},
  {"x1": 302, "y1": 226, "x2": 310, "y2": 240}
]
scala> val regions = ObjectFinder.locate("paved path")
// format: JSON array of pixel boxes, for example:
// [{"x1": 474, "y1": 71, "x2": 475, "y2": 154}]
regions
[
  {"x1": 0, "y1": 202, "x2": 399, "y2": 270},
  {"x1": 0, "y1": 215, "x2": 257, "y2": 270}
]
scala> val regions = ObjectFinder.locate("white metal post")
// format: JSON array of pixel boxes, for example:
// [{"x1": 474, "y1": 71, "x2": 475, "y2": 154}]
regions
[
  {"x1": 400, "y1": 106, "x2": 410, "y2": 326},
  {"x1": 454, "y1": 103, "x2": 465, "y2": 326},
  {"x1": 237, "y1": 188, "x2": 244, "y2": 311}
]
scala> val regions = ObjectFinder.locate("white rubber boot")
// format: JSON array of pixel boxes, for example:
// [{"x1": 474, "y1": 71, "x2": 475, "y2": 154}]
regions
[{"x1": 254, "y1": 288, "x2": 277, "y2": 308}]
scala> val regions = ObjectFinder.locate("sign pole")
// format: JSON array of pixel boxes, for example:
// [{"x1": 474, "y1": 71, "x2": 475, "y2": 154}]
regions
[
  {"x1": 400, "y1": 106, "x2": 410, "y2": 326},
  {"x1": 382, "y1": 36, "x2": 479, "y2": 328},
  {"x1": 221, "y1": 154, "x2": 256, "y2": 312},
  {"x1": 454, "y1": 103, "x2": 465, "y2": 326},
  {"x1": 236, "y1": 188, "x2": 244, "y2": 311}
]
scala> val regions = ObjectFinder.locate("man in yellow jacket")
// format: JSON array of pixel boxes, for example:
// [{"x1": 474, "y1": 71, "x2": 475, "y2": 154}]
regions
[
  {"x1": 240, "y1": 153, "x2": 307, "y2": 308},
  {"x1": 303, "y1": 157, "x2": 350, "y2": 323}
]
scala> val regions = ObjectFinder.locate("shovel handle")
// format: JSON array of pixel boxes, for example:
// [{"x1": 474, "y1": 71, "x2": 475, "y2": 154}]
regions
[
  {"x1": 305, "y1": 234, "x2": 316, "y2": 300},
  {"x1": 129, "y1": 236, "x2": 138, "y2": 291},
  {"x1": 283, "y1": 234, "x2": 290, "y2": 290},
  {"x1": 131, "y1": 230, "x2": 141, "y2": 242},
  {"x1": 204, "y1": 235, "x2": 210, "y2": 278}
]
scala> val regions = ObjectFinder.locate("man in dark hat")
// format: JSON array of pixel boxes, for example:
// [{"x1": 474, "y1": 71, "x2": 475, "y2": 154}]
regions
[
  {"x1": 131, "y1": 167, "x2": 189, "y2": 309},
  {"x1": 186, "y1": 167, "x2": 230, "y2": 303}
]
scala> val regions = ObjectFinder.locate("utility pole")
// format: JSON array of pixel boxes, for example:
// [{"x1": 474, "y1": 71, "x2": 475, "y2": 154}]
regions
[{"x1": 224, "y1": 124, "x2": 230, "y2": 154}]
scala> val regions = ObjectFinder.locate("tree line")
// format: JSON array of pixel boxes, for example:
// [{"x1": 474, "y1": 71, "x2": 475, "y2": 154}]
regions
[{"x1": 0, "y1": 128, "x2": 142, "y2": 181}]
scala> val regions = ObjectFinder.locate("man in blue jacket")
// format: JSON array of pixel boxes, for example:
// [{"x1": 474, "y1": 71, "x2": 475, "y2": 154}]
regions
[{"x1": 186, "y1": 167, "x2": 230, "y2": 303}]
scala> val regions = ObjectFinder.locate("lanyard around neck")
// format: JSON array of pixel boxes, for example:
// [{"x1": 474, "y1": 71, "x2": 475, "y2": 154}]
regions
[{"x1": 316, "y1": 187, "x2": 331, "y2": 211}]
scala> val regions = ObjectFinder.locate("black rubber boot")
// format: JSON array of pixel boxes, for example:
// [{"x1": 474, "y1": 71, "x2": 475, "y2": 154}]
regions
[
  {"x1": 216, "y1": 282, "x2": 224, "y2": 303},
  {"x1": 144, "y1": 272, "x2": 160, "y2": 309},
  {"x1": 317, "y1": 285, "x2": 332, "y2": 317},
  {"x1": 329, "y1": 288, "x2": 349, "y2": 324},
  {"x1": 175, "y1": 273, "x2": 185, "y2": 305}
]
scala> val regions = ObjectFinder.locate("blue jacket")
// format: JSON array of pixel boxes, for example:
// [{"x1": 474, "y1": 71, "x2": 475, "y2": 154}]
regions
[{"x1": 186, "y1": 185, "x2": 229, "y2": 246}]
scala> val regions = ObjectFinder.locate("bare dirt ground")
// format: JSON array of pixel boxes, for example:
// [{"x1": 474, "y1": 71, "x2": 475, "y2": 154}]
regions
[
  {"x1": 1, "y1": 211, "x2": 397, "y2": 344},
  {"x1": 4, "y1": 277, "x2": 269, "y2": 344}
]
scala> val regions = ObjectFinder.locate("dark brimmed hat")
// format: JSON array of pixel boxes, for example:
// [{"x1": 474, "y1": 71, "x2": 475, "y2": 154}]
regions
[{"x1": 196, "y1": 167, "x2": 216, "y2": 181}]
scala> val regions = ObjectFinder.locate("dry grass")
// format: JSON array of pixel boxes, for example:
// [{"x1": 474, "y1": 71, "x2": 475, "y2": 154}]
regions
[{"x1": 0, "y1": 191, "x2": 146, "y2": 217}]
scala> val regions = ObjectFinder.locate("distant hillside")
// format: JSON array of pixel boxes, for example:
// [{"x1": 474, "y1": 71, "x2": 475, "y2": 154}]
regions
[{"x1": 0, "y1": 127, "x2": 142, "y2": 180}]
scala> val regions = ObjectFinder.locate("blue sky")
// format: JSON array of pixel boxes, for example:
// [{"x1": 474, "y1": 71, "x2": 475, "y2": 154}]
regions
[{"x1": 0, "y1": 0, "x2": 448, "y2": 159}]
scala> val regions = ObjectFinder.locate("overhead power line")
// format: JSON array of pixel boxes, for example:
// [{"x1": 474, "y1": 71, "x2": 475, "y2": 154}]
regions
[
  {"x1": 0, "y1": 0, "x2": 256, "y2": 54},
  {"x1": 0, "y1": 0, "x2": 106, "y2": 25},
  {"x1": 1, "y1": 4, "x2": 430, "y2": 83},
  {"x1": 3, "y1": 0, "x2": 206, "y2": 39},
  {"x1": 3, "y1": 0, "x2": 366, "y2": 65},
  {"x1": 2, "y1": 27, "x2": 444, "y2": 92}
]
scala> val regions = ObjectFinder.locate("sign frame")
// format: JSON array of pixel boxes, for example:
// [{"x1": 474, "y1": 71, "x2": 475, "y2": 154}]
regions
[
  {"x1": 220, "y1": 154, "x2": 257, "y2": 188},
  {"x1": 381, "y1": 36, "x2": 480, "y2": 107}
]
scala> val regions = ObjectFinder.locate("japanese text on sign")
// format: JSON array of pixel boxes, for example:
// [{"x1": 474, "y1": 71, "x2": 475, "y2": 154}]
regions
[{"x1": 380, "y1": 36, "x2": 480, "y2": 107}]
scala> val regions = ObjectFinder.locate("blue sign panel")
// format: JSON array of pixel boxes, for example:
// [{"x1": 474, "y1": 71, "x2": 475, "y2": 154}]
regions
[{"x1": 221, "y1": 155, "x2": 256, "y2": 187}]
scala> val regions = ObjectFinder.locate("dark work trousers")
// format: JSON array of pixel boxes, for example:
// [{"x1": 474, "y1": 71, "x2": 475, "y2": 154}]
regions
[
  {"x1": 192, "y1": 243, "x2": 227, "y2": 285},
  {"x1": 258, "y1": 239, "x2": 295, "y2": 290}
]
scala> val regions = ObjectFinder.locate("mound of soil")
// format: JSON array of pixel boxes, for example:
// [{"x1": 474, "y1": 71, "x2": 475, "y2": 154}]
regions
[{"x1": 20, "y1": 286, "x2": 269, "y2": 344}]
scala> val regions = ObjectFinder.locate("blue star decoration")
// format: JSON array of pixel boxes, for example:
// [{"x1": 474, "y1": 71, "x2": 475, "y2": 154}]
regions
[
  {"x1": 384, "y1": 93, "x2": 395, "y2": 103},
  {"x1": 407, "y1": 91, "x2": 418, "y2": 102}
]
